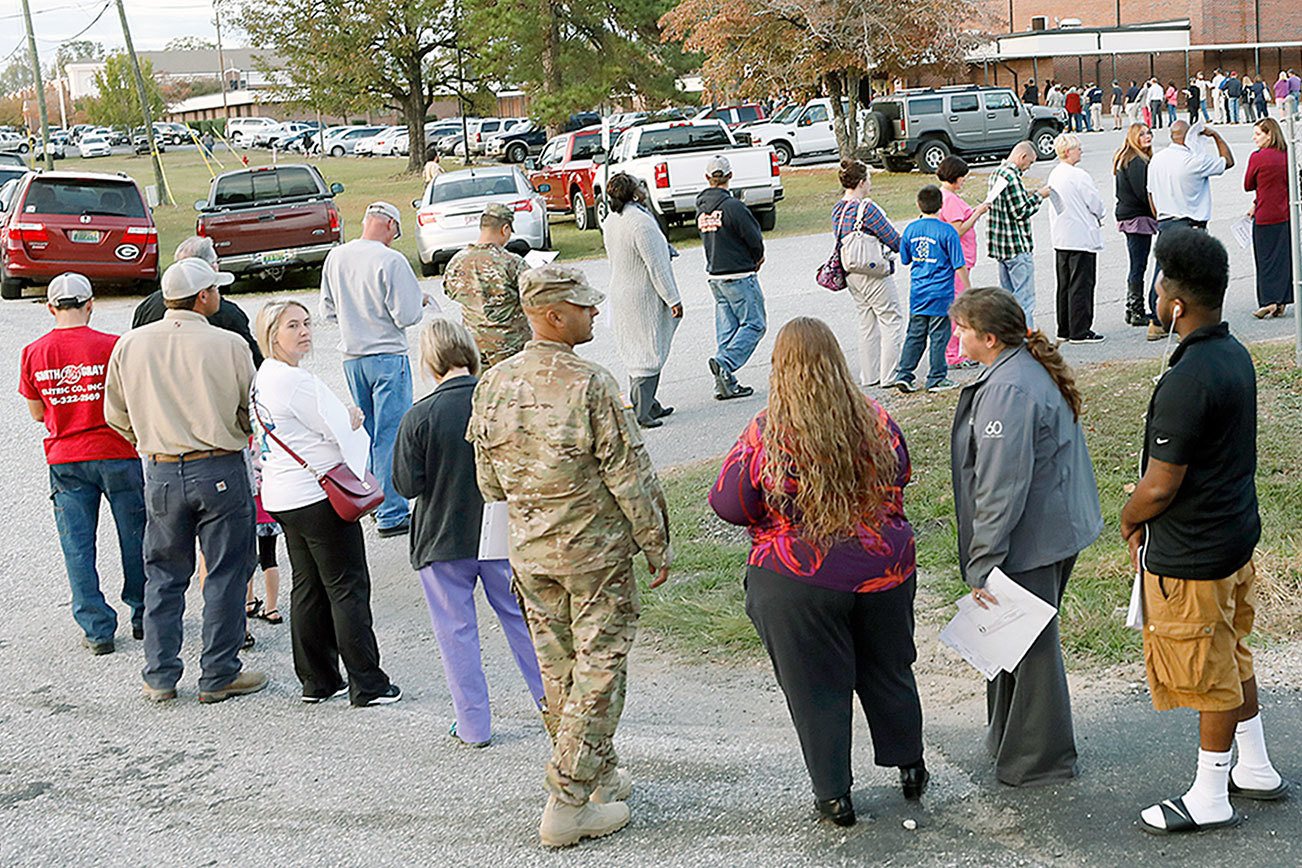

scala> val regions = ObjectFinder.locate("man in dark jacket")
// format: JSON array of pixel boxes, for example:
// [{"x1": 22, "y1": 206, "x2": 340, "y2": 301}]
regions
[
  {"x1": 694, "y1": 155, "x2": 765, "y2": 400},
  {"x1": 1023, "y1": 79, "x2": 1039, "y2": 106}
]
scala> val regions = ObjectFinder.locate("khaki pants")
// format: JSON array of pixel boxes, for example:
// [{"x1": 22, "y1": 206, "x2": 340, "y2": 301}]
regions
[
  {"x1": 514, "y1": 559, "x2": 639, "y2": 805},
  {"x1": 845, "y1": 270, "x2": 905, "y2": 386}
]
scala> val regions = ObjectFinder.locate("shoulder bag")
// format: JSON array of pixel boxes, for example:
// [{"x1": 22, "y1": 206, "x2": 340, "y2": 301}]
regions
[{"x1": 840, "y1": 199, "x2": 893, "y2": 276}]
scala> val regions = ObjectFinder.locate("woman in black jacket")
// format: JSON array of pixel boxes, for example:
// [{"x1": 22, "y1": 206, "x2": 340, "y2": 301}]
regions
[
  {"x1": 392, "y1": 318, "x2": 544, "y2": 747},
  {"x1": 1112, "y1": 123, "x2": 1157, "y2": 329}
]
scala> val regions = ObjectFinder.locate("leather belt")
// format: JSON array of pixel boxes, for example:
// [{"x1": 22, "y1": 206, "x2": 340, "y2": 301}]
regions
[{"x1": 148, "y1": 448, "x2": 240, "y2": 463}]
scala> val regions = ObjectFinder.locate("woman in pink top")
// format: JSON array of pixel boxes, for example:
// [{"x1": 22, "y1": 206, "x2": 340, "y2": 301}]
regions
[{"x1": 936, "y1": 156, "x2": 989, "y2": 366}]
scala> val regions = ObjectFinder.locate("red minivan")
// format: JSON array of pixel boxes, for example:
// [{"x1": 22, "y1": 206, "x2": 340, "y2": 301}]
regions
[{"x1": 0, "y1": 171, "x2": 159, "y2": 299}]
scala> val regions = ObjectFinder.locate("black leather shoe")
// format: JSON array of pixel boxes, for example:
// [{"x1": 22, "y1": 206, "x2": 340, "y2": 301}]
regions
[
  {"x1": 815, "y1": 795, "x2": 856, "y2": 827},
  {"x1": 901, "y1": 764, "x2": 930, "y2": 801},
  {"x1": 651, "y1": 404, "x2": 674, "y2": 418}
]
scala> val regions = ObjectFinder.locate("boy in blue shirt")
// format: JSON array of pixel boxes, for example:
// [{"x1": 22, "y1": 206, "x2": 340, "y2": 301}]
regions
[{"x1": 890, "y1": 185, "x2": 970, "y2": 392}]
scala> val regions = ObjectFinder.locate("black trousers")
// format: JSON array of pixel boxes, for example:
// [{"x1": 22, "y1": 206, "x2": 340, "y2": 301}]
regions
[
  {"x1": 271, "y1": 499, "x2": 390, "y2": 704},
  {"x1": 1054, "y1": 250, "x2": 1097, "y2": 340},
  {"x1": 745, "y1": 566, "x2": 924, "y2": 800}
]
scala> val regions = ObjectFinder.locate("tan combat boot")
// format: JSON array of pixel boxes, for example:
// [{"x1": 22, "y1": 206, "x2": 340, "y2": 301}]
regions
[
  {"x1": 590, "y1": 767, "x2": 633, "y2": 804},
  {"x1": 198, "y1": 670, "x2": 269, "y2": 704},
  {"x1": 539, "y1": 795, "x2": 630, "y2": 848}
]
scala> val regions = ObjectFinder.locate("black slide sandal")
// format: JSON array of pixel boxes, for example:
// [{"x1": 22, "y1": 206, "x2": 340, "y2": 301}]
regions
[
  {"x1": 1229, "y1": 778, "x2": 1290, "y2": 801},
  {"x1": 1139, "y1": 797, "x2": 1245, "y2": 835}
]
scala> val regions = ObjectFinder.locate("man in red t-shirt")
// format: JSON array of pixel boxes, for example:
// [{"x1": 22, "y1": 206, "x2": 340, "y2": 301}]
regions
[{"x1": 19, "y1": 273, "x2": 146, "y2": 655}]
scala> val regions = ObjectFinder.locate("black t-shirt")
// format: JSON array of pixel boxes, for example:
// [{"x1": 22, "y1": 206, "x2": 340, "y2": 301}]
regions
[{"x1": 1141, "y1": 322, "x2": 1260, "y2": 579}]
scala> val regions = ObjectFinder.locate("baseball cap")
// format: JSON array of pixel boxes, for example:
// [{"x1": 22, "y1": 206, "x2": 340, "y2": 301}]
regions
[
  {"x1": 705, "y1": 155, "x2": 732, "y2": 177},
  {"x1": 365, "y1": 201, "x2": 402, "y2": 238},
  {"x1": 482, "y1": 202, "x2": 515, "y2": 224},
  {"x1": 519, "y1": 264, "x2": 606, "y2": 309},
  {"x1": 160, "y1": 257, "x2": 235, "y2": 300},
  {"x1": 47, "y1": 272, "x2": 94, "y2": 307}
]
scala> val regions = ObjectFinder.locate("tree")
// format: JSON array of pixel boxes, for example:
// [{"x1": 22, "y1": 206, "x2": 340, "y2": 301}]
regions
[
  {"x1": 164, "y1": 36, "x2": 217, "y2": 51},
  {"x1": 461, "y1": 0, "x2": 696, "y2": 135},
  {"x1": 86, "y1": 54, "x2": 166, "y2": 131},
  {"x1": 54, "y1": 40, "x2": 104, "y2": 77},
  {"x1": 0, "y1": 58, "x2": 34, "y2": 97},
  {"x1": 238, "y1": 0, "x2": 458, "y2": 172}
]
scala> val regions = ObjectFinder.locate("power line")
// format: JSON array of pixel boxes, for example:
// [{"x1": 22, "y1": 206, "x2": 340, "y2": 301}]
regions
[{"x1": 33, "y1": 0, "x2": 113, "y2": 46}]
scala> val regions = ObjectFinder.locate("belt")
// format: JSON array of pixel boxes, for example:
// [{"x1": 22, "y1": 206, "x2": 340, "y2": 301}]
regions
[{"x1": 148, "y1": 448, "x2": 239, "y2": 463}]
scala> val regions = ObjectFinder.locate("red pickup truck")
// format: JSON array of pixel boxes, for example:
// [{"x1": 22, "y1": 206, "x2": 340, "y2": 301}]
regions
[
  {"x1": 194, "y1": 164, "x2": 344, "y2": 279},
  {"x1": 525, "y1": 128, "x2": 613, "y2": 231}
]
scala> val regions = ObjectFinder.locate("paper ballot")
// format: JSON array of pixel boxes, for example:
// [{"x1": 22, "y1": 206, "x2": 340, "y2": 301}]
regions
[
  {"x1": 1126, "y1": 571, "x2": 1144, "y2": 630},
  {"x1": 1230, "y1": 216, "x2": 1253, "y2": 251},
  {"x1": 1047, "y1": 188, "x2": 1064, "y2": 214},
  {"x1": 316, "y1": 381, "x2": 370, "y2": 478},
  {"x1": 524, "y1": 249, "x2": 560, "y2": 269},
  {"x1": 983, "y1": 173, "x2": 1009, "y2": 204},
  {"x1": 939, "y1": 568, "x2": 1058, "y2": 680},
  {"x1": 478, "y1": 502, "x2": 510, "y2": 561}
]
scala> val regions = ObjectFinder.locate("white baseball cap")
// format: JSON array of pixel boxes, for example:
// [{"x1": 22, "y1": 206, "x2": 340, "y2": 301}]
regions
[
  {"x1": 161, "y1": 257, "x2": 235, "y2": 300},
  {"x1": 705, "y1": 155, "x2": 732, "y2": 177},
  {"x1": 365, "y1": 201, "x2": 402, "y2": 238},
  {"x1": 47, "y1": 272, "x2": 94, "y2": 306}
]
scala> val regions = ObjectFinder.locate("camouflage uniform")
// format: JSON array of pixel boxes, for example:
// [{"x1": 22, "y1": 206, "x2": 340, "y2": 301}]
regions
[
  {"x1": 443, "y1": 242, "x2": 531, "y2": 368},
  {"x1": 467, "y1": 265, "x2": 671, "y2": 807}
]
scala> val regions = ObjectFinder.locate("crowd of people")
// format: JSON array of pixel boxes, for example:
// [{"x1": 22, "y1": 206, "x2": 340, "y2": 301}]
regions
[{"x1": 16, "y1": 111, "x2": 1294, "y2": 847}]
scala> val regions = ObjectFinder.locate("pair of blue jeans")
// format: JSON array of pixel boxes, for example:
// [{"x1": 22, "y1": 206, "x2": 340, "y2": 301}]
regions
[
  {"x1": 997, "y1": 251, "x2": 1037, "y2": 328},
  {"x1": 708, "y1": 275, "x2": 767, "y2": 376},
  {"x1": 49, "y1": 459, "x2": 147, "y2": 643},
  {"x1": 894, "y1": 314, "x2": 950, "y2": 388},
  {"x1": 343, "y1": 353, "x2": 412, "y2": 529},
  {"x1": 1227, "y1": 98, "x2": 1240, "y2": 123}
]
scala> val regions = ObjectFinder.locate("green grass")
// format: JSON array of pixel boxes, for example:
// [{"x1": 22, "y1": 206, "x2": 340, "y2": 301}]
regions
[{"x1": 649, "y1": 341, "x2": 1302, "y2": 666}]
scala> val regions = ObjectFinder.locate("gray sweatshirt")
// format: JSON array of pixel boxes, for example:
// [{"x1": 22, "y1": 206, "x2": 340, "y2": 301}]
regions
[{"x1": 320, "y1": 238, "x2": 429, "y2": 357}]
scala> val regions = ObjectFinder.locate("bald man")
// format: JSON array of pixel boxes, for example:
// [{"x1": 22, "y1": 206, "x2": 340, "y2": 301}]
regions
[{"x1": 987, "y1": 141, "x2": 1053, "y2": 327}]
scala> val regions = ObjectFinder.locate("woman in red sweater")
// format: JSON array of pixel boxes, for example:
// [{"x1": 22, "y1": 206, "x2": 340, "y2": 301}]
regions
[{"x1": 1244, "y1": 118, "x2": 1292, "y2": 318}]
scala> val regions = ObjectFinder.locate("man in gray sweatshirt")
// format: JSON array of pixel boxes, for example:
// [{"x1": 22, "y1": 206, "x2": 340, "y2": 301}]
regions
[{"x1": 320, "y1": 201, "x2": 436, "y2": 536}]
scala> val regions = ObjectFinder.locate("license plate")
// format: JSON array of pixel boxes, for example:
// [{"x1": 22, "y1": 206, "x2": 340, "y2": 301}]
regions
[
  {"x1": 69, "y1": 230, "x2": 100, "y2": 243},
  {"x1": 259, "y1": 250, "x2": 289, "y2": 265}
]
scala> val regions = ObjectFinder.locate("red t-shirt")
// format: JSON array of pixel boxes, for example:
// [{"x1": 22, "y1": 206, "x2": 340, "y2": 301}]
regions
[{"x1": 18, "y1": 326, "x2": 139, "y2": 465}]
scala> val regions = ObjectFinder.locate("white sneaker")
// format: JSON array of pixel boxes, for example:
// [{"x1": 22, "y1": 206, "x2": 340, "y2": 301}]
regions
[{"x1": 539, "y1": 795, "x2": 630, "y2": 848}]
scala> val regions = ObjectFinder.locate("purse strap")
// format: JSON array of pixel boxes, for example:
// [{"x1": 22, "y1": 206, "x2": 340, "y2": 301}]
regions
[{"x1": 250, "y1": 386, "x2": 323, "y2": 481}]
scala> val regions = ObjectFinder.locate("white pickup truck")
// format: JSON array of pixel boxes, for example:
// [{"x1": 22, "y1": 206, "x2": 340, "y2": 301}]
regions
[
  {"x1": 593, "y1": 119, "x2": 783, "y2": 232},
  {"x1": 735, "y1": 97, "x2": 867, "y2": 166}
]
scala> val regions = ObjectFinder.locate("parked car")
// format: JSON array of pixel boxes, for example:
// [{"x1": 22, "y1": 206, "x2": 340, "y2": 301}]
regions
[
  {"x1": 694, "y1": 103, "x2": 766, "y2": 129},
  {"x1": 486, "y1": 112, "x2": 601, "y2": 164},
  {"x1": 0, "y1": 171, "x2": 160, "y2": 299},
  {"x1": 323, "y1": 126, "x2": 386, "y2": 157},
  {"x1": 354, "y1": 126, "x2": 401, "y2": 157},
  {"x1": 153, "y1": 122, "x2": 192, "y2": 146},
  {"x1": 131, "y1": 131, "x2": 166, "y2": 156},
  {"x1": 468, "y1": 117, "x2": 524, "y2": 155},
  {"x1": 525, "y1": 127, "x2": 619, "y2": 231},
  {"x1": 0, "y1": 131, "x2": 30, "y2": 155},
  {"x1": 40, "y1": 136, "x2": 68, "y2": 160},
  {"x1": 255, "y1": 122, "x2": 313, "y2": 149},
  {"x1": 593, "y1": 119, "x2": 783, "y2": 232},
  {"x1": 0, "y1": 153, "x2": 27, "y2": 167},
  {"x1": 227, "y1": 117, "x2": 280, "y2": 148},
  {"x1": 412, "y1": 165, "x2": 548, "y2": 276},
  {"x1": 367, "y1": 126, "x2": 407, "y2": 156},
  {"x1": 732, "y1": 98, "x2": 861, "y2": 166},
  {"x1": 194, "y1": 164, "x2": 345, "y2": 280},
  {"x1": 421, "y1": 121, "x2": 469, "y2": 161},
  {"x1": 863, "y1": 86, "x2": 1067, "y2": 172},
  {"x1": 275, "y1": 129, "x2": 317, "y2": 153},
  {"x1": 77, "y1": 136, "x2": 113, "y2": 159}
]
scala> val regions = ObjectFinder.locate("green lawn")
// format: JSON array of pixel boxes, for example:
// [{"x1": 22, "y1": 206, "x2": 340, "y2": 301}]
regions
[{"x1": 646, "y1": 341, "x2": 1302, "y2": 666}]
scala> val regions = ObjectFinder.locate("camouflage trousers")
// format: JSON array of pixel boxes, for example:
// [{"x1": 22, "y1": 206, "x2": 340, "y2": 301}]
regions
[{"x1": 512, "y1": 559, "x2": 639, "y2": 805}]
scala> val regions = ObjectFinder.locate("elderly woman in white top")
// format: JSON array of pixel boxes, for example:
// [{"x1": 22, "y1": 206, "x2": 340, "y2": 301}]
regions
[
  {"x1": 600, "y1": 172, "x2": 683, "y2": 428},
  {"x1": 251, "y1": 299, "x2": 400, "y2": 707},
  {"x1": 1046, "y1": 133, "x2": 1107, "y2": 344}
]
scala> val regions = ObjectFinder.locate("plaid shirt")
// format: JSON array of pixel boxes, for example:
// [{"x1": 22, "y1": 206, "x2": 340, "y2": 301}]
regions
[
  {"x1": 986, "y1": 163, "x2": 1043, "y2": 261},
  {"x1": 832, "y1": 197, "x2": 901, "y2": 251}
]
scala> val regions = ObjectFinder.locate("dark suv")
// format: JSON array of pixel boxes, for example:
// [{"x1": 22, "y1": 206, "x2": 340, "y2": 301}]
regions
[{"x1": 864, "y1": 86, "x2": 1066, "y2": 173}]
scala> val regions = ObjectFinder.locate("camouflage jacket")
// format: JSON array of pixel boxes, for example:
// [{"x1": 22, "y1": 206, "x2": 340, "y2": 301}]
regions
[
  {"x1": 443, "y1": 243, "x2": 531, "y2": 366},
  {"x1": 467, "y1": 340, "x2": 672, "y2": 574}
]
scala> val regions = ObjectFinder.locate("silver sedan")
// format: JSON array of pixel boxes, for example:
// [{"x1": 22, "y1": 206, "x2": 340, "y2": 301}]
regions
[{"x1": 412, "y1": 166, "x2": 550, "y2": 276}]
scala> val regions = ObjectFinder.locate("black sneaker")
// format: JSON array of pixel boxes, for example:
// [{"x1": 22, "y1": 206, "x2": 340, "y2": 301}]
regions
[
  {"x1": 886, "y1": 379, "x2": 918, "y2": 394},
  {"x1": 707, "y1": 357, "x2": 733, "y2": 398},
  {"x1": 1070, "y1": 332, "x2": 1106, "y2": 344},
  {"x1": 132, "y1": 624, "x2": 144, "y2": 641},
  {"x1": 356, "y1": 684, "x2": 402, "y2": 707},
  {"x1": 376, "y1": 520, "x2": 410, "y2": 538},
  {"x1": 82, "y1": 636, "x2": 114, "y2": 656},
  {"x1": 302, "y1": 683, "x2": 350, "y2": 704}
]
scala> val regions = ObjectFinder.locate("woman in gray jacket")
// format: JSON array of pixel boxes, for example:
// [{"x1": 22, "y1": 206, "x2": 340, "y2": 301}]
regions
[
  {"x1": 601, "y1": 172, "x2": 683, "y2": 428},
  {"x1": 948, "y1": 287, "x2": 1103, "y2": 787}
]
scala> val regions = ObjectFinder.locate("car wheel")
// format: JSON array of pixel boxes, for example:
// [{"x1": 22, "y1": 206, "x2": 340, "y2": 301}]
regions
[
  {"x1": 506, "y1": 142, "x2": 528, "y2": 164},
  {"x1": 915, "y1": 139, "x2": 950, "y2": 173},
  {"x1": 1, "y1": 271, "x2": 22, "y2": 300},
  {"x1": 572, "y1": 191, "x2": 596, "y2": 231},
  {"x1": 594, "y1": 190, "x2": 609, "y2": 228},
  {"x1": 772, "y1": 141, "x2": 794, "y2": 166},
  {"x1": 330, "y1": 145, "x2": 346, "y2": 157},
  {"x1": 1031, "y1": 125, "x2": 1058, "y2": 161},
  {"x1": 17, "y1": 142, "x2": 29, "y2": 154},
  {"x1": 753, "y1": 207, "x2": 777, "y2": 232}
]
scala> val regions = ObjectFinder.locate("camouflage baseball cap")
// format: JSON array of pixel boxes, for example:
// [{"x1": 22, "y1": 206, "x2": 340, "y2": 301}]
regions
[
  {"x1": 482, "y1": 202, "x2": 515, "y2": 223},
  {"x1": 519, "y1": 264, "x2": 606, "y2": 308}
]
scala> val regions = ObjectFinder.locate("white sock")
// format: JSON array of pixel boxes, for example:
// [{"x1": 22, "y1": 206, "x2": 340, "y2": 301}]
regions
[
  {"x1": 1232, "y1": 714, "x2": 1282, "y2": 790},
  {"x1": 1141, "y1": 749, "x2": 1233, "y2": 828}
]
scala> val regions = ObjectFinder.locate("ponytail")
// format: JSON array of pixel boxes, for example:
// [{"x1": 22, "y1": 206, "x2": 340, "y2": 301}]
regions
[{"x1": 1024, "y1": 328, "x2": 1083, "y2": 421}]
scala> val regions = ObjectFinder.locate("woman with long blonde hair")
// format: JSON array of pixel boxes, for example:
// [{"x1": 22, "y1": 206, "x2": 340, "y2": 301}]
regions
[
  {"x1": 710, "y1": 317, "x2": 925, "y2": 828},
  {"x1": 1113, "y1": 122, "x2": 1158, "y2": 329}
]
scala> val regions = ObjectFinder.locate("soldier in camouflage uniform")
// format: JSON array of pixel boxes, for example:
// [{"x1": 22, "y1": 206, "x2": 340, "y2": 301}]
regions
[
  {"x1": 443, "y1": 203, "x2": 532, "y2": 367},
  {"x1": 467, "y1": 264, "x2": 672, "y2": 848}
]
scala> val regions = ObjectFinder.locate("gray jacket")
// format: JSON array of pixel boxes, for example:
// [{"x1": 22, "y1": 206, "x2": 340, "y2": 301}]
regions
[{"x1": 950, "y1": 346, "x2": 1102, "y2": 587}]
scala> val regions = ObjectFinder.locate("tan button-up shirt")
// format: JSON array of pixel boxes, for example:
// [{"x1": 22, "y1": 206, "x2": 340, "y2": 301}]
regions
[{"x1": 105, "y1": 309, "x2": 255, "y2": 455}]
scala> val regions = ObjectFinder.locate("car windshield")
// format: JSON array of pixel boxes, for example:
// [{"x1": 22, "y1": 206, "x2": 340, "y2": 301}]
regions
[
  {"x1": 84, "y1": 137, "x2": 106, "y2": 144},
  {"x1": 212, "y1": 167, "x2": 321, "y2": 207},
  {"x1": 634, "y1": 124, "x2": 731, "y2": 157},
  {"x1": 771, "y1": 105, "x2": 801, "y2": 124},
  {"x1": 23, "y1": 178, "x2": 146, "y2": 217},
  {"x1": 429, "y1": 174, "x2": 519, "y2": 203},
  {"x1": 0, "y1": 167, "x2": 26, "y2": 187}
]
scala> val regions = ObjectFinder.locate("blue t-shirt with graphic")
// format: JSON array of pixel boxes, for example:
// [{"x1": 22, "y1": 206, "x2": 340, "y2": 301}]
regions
[{"x1": 898, "y1": 216, "x2": 966, "y2": 316}]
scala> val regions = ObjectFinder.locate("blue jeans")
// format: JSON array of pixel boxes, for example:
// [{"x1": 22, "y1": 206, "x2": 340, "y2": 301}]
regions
[
  {"x1": 1168, "y1": 104, "x2": 1178, "y2": 124},
  {"x1": 142, "y1": 452, "x2": 256, "y2": 692},
  {"x1": 894, "y1": 314, "x2": 950, "y2": 388},
  {"x1": 343, "y1": 353, "x2": 412, "y2": 529},
  {"x1": 997, "y1": 251, "x2": 1037, "y2": 328},
  {"x1": 708, "y1": 275, "x2": 767, "y2": 376},
  {"x1": 49, "y1": 459, "x2": 147, "y2": 643},
  {"x1": 1200, "y1": 104, "x2": 1210, "y2": 121},
  {"x1": 1227, "y1": 99, "x2": 1240, "y2": 123}
]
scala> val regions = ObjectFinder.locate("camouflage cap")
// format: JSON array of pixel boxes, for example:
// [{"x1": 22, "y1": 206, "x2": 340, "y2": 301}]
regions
[
  {"x1": 482, "y1": 202, "x2": 515, "y2": 223},
  {"x1": 519, "y1": 264, "x2": 606, "y2": 308}
]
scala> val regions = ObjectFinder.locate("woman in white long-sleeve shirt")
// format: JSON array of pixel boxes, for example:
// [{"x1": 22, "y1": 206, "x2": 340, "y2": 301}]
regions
[
  {"x1": 600, "y1": 172, "x2": 683, "y2": 428},
  {"x1": 250, "y1": 299, "x2": 400, "y2": 707},
  {"x1": 1047, "y1": 133, "x2": 1107, "y2": 344}
]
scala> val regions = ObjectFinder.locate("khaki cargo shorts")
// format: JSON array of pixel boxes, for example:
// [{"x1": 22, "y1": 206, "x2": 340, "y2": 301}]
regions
[{"x1": 1141, "y1": 561, "x2": 1256, "y2": 712}]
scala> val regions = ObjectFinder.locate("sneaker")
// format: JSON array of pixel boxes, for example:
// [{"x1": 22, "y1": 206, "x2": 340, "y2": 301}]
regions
[
  {"x1": 886, "y1": 379, "x2": 917, "y2": 394},
  {"x1": 927, "y1": 378, "x2": 960, "y2": 392},
  {"x1": 950, "y1": 359, "x2": 981, "y2": 370},
  {"x1": 301, "y1": 683, "x2": 349, "y2": 704},
  {"x1": 448, "y1": 720, "x2": 491, "y2": 748},
  {"x1": 590, "y1": 767, "x2": 633, "y2": 804},
  {"x1": 198, "y1": 670, "x2": 269, "y2": 704},
  {"x1": 714, "y1": 382, "x2": 754, "y2": 401},
  {"x1": 242, "y1": 630, "x2": 255, "y2": 650},
  {"x1": 376, "y1": 520, "x2": 410, "y2": 538},
  {"x1": 82, "y1": 636, "x2": 114, "y2": 656},
  {"x1": 132, "y1": 623, "x2": 144, "y2": 641},
  {"x1": 707, "y1": 357, "x2": 734, "y2": 398},
  {"x1": 1146, "y1": 323, "x2": 1169, "y2": 342},
  {"x1": 142, "y1": 683, "x2": 177, "y2": 703},
  {"x1": 1069, "y1": 332, "x2": 1106, "y2": 344},
  {"x1": 356, "y1": 683, "x2": 402, "y2": 707},
  {"x1": 539, "y1": 795, "x2": 630, "y2": 848}
]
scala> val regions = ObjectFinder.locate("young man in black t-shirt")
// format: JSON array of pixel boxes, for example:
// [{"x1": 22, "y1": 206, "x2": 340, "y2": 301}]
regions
[{"x1": 1121, "y1": 229, "x2": 1287, "y2": 835}]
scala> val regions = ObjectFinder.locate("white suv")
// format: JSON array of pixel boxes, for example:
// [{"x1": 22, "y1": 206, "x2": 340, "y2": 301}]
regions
[{"x1": 227, "y1": 117, "x2": 279, "y2": 148}]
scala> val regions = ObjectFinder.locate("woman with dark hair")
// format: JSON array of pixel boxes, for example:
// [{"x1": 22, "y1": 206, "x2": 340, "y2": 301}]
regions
[
  {"x1": 1112, "y1": 123, "x2": 1158, "y2": 328},
  {"x1": 1244, "y1": 118, "x2": 1293, "y2": 318},
  {"x1": 600, "y1": 172, "x2": 683, "y2": 427},
  {"x1": 710, "y1": 317, "x2": 926, "y2": 827},
  {"x1": 948, "y1": 287, "x2": 1103, "y2": 787}
]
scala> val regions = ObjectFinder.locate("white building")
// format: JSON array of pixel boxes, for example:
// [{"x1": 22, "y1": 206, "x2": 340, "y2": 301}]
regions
[{"x1": 65, "y1": 48, "x2": 285, "y2": 101}]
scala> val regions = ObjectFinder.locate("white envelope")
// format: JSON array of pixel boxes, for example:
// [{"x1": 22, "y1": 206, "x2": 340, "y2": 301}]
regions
[{"x1": 478, "y1": 502, "x2": 510, "y2": 561}]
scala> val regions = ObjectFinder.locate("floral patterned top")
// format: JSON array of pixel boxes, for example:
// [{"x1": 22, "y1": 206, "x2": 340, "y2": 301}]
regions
[{"x1": 708, "y1": 399, "x2": 916, "y2": 593}]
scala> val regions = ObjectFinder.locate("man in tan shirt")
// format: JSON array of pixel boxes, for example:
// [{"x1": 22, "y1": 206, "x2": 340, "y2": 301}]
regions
[{"x1": 104, "y1": 258, "x2": 267, "y2": 705}]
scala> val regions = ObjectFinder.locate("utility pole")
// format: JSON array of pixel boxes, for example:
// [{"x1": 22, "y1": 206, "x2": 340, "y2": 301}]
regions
[
  {"x1": 56, "y1": 76, "x2": 69, "y2": 130},
  {"x1": 20, "y1": 0, "x2": 53, "y2": 171},
  {"x1": 214, "y1": 0, "x2": 231, "y2": 122},
  {"x1": 114, "y1": 0, "x2": 171, "y2": 204}
]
